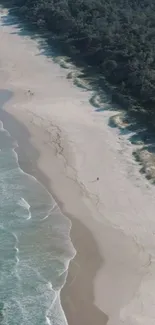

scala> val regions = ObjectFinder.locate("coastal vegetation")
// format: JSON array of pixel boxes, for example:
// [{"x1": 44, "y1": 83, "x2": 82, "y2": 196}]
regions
[
  {"x1": 2, "y1": 0, "x2": 155, "y2": 183},
  {"x1": 3, "y1": 0, "x2": 155, "y2": 126}
]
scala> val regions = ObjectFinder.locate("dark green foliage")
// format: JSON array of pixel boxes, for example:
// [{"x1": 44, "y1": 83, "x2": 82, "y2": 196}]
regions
[{"x1": 2, "y1": 0, "x2": 155, "y2": 123}]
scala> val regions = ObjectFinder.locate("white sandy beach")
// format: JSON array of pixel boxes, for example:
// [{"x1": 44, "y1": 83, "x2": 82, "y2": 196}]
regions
[{"x1": 1, "y1": 6, "x2": 155, "y2": 325}]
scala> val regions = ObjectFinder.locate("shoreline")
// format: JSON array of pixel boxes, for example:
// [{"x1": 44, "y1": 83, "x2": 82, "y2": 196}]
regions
[
  {"x1": 0, "y1": 91, "x2": 110, "y2": 324},
  {"x1": 0, "y1": 92, "x2": 148, "y2": 325},
  {"x1": 1, "y1": 7, "x2": 155, "y2": 324}
]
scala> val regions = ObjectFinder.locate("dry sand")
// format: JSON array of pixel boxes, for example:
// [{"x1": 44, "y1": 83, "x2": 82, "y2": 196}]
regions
[{"x1": 1, "y1": 7, "x2": 155, "y2": 325}]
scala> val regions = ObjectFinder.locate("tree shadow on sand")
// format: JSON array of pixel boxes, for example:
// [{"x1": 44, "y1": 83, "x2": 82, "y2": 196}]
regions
[
  {"x1": 0, "y1": 5, "x2": 116, "y2": 106},
  {"x1": 1, "y1": 5, "x2": 155, "y2": 181}
]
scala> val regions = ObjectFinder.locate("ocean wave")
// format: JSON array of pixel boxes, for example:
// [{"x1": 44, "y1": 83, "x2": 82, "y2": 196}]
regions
[
  {"x1": 1, "y1": 263, "x2": 69, "y2": 325},
  {"x1": 0, "y1": 115, "x2": 75, "y2": 325}
]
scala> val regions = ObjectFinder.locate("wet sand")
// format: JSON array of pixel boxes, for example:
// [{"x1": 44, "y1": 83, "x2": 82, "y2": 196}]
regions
[
  {"x1": 0, "y1": 97, "x2": 148, "y2": 325},
  {"x1": 0, "y1": 7, "x2": 155, "y2": 325}
]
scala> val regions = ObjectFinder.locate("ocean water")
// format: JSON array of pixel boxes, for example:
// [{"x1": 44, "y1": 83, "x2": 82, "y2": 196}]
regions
[{"x1": 0, "y1": 93, "x2": 75, "y2": 324}]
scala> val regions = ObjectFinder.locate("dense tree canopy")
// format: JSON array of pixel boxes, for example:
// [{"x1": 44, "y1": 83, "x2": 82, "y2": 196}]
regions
[{"x1": 2, "y1": 0, "x2": 155, "y2": 124}]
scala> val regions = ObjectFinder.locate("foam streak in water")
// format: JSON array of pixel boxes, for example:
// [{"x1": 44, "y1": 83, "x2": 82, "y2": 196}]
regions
[
  {"x1": 17, "y1": 197, "x2": 31, "y2": 220},
  {"x1": 0, "y1": 110, "x2": 75, "y2": 325},
  {"x1": 42, "y1": 202, "x2": 58, "y2": 221}
]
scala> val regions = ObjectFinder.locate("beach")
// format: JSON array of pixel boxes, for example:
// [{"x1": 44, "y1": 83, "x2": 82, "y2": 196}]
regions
[{"x1": 1, "y1": 6, "x2": 155, "y2": 325}]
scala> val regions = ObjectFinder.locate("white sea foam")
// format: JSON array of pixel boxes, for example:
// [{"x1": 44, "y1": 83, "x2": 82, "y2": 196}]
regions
[
  {"x1": 2, "y1": 7, "x2": 155, "y2": 323},
  {"x1": 17, "y1": 197, "x2": 31, "y2": 220},
  {"x1": 0, "y1": 119, "x2": 13, "y2": 138},
  {"x1": 41, "y1": 202, "x2": 58, "y2": 220},
  {"x1": 0, "y1": 116, "x2": 75, "y2": 325}
]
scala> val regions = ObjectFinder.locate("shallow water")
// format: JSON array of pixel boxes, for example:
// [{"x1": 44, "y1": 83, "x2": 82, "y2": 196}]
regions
[{"x1": 0, "y1": 91, "x2": 75, "y2": 325}]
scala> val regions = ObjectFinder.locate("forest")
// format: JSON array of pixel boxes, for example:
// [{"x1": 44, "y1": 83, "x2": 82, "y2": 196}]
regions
[{"x1": 2, "y1": 0, "x2": 155, "y2": 125}]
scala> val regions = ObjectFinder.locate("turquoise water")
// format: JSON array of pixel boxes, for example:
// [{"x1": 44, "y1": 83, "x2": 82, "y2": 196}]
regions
[{"x1": 0, "y1": 91, "x2": 75, "y2": 324}]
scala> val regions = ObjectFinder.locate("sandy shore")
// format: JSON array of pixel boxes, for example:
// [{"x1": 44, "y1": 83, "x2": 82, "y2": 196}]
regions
[{"x1": 1, "y1": 7, "x2": 155, "y2": 325}]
